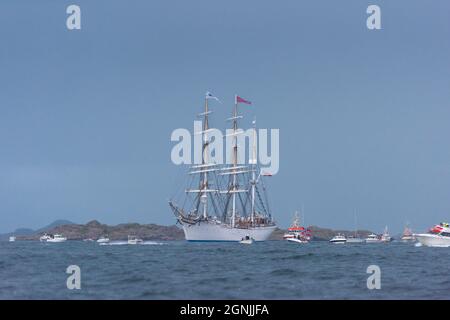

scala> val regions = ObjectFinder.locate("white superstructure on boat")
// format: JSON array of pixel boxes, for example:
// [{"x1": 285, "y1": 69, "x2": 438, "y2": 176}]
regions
[
  {"x1": 128, "y1": 235, "x2": 144, "y2": 245},
  {"x1": 380, "y1": 226, "x2": 392, "y2": 243},
  {"x1": 401, "y1": 224, "x2": 415, "y2": 242},
  {"x1": 365, "y1": 233, "x2": 381, "y2": 243},
  {"x1": 97, "y1": 236, "x2": 110, "y2": 243},
  {"x1": 46, "y1": 234, "x2": 67, "y2": 243},
  {"x1": 346, "y1": 236, "x2": 364, "y2": 243},
  {"x1": 39, "y1": 233, "x2": 52, "y2": 242}
]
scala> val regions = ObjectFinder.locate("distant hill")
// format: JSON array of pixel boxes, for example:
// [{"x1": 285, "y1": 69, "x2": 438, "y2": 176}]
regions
[
  {"x1": 14, "y1": 220, "x2": 184, "y2": 241},
  {"x1": 35, "y1": 220, "x2": 75, "y2": 233},
  {"x1": 0, "y1": 220, "x2": 75, "y2": 241},
  {"x1": 308, "y1": 226, "x2": 374, "y2": 241},
  {"x1": 4, "y1": 220, "x2": 375, "y2": 241}
]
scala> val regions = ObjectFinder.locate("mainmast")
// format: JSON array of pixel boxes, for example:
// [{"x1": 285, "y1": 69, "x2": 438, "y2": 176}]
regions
[
  {"x1": 231, "y1": 95, "x2": 238, "y2": 228},
  {"x1": 250, "y1": 119, "x2": 257, "y2": 224},
  {"x1": 201, "y1": 96, "x2": 209, "y2": 219}
]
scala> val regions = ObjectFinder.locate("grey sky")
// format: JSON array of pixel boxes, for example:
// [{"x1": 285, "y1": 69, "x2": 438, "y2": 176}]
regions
[{"x1": 1, "y1": 1, "x2": 449, "y2": 234}]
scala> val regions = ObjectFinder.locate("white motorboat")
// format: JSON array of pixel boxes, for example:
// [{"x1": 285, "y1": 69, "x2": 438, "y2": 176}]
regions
[
  {"x1": 329, "y1": 234, "x2": 347, "y2": 244},
  {"x1": 239, "y1": 236, "x2": 254, "y2": 245},
  {"x1": 380, "y1": 226, "x2": 392, "y2": 243},
  {"x1": 46, "y1": 234, "x2": 67, "y2": 243},
  {"x1": 401, "y1": 224, "x2": 415, "y2": 242},
  {"x1": 365, "y1": 233, "x2": 381, "y2": 243},
  {"x1": 415, "y1": 222, "x2": 450, "y2": 247},
  {"x1": 346, "y1": 236, "x2": 364, "y2": 243},
  {"x1": 83, "y1": 238, "x2": 94, "y2": 242},
  {"x1": 287, "y1": 236, "x2": 308, "y2": 244},
  {"x1": 97, "y1": 236, "x2": 110, "y2": 243},
  {"x1": 283, "y1": 211, "x2": 311, "y2": 243},
  {"x1": 39, "y1": 233, "x2": 52, "y2": 242},
  {"x1": 347, "y1": 211, "x2": 364, "y2": 243},
  {"x1": 128, "y1": 235, "x2": 144, "y2": 245},
  {"x1": 9, "y1": 236, "x2": 16, "y2": 242}
]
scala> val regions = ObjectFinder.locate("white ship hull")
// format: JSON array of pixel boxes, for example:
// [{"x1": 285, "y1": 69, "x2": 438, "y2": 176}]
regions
[
  {"x1": 182, "y1": 222, "x2": 276, "y2": 242},
  {"x1": 415, "y1": 233, "x2": 450, "y2": 247}
]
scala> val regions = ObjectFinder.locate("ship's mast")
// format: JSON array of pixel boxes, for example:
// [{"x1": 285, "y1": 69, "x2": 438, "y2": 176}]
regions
[
  {"x1": 250, "y1": 119, "x2": 257, "y2": 225},
  {"x1": 231, "y1": 96, "x2": 238, "y2": 228},
  {"x1": 201, "y1": 97, "x2": 209, "y2": 219}
]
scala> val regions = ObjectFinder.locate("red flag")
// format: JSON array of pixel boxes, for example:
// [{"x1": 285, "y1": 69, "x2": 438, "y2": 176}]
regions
[{"x1": 236, "y1": 95, "x2": 252, "y2": 105}]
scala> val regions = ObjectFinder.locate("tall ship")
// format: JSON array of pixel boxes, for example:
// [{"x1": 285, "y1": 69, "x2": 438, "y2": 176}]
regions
[{"x1": 169, "y1": 93, "x2": 277, "y2": 241}]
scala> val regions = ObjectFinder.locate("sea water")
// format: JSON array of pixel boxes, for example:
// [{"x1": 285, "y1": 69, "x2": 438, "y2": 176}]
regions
[{"x1": 0, "y1": 241, "x2": 449, "y2": 299}]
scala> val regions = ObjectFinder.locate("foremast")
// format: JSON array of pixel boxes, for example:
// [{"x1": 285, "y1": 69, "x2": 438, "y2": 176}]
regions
[
  {"x1": 201, "y1": 96, "x2": 210, "y2": 219},
  {"x1": 172, "y1": 93, "x2": 220, "y2": 223}
]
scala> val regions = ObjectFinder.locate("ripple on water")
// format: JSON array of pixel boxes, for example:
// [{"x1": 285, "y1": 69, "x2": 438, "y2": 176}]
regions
[
  {"x1": 269, "y1": 268, "x2": 303, "y2": 277},
  {"x1": 274, "y1": 253, "x2": 315, "y2": 261},
  {"x1": 0, "y1": 241, "x2": 448, "y2": 299}
]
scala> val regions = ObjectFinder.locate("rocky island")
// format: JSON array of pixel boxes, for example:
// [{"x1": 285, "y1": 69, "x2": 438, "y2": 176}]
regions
[
  {"x1": 2, "y1": 220, "x2": 375, "y2": 241},
  {"x1": 11, "y1": 220, "x2": 184, "y2": 241}
]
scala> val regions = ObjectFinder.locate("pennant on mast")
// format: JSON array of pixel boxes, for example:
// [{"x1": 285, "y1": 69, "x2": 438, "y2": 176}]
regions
[
  {"x1": 235, "y1": 95, "x2": 252, "y2": 105},
  {"x1": 206, "y1": 91, "x2": 221, "y2": 103}
]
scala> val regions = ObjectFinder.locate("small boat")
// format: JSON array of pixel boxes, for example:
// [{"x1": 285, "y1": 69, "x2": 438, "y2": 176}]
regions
[
  {"x1": 380, "y1": 226, "x2": 392, "y2": 243},
  {"x1": 401, "y1": 224, "x2": 415, "y2": 242},
  {"x1": 346, "y1": 236, "x2": 364, "y2": 243},
  {"x1": 239, "y1": 236, "x2": 254, "y2": 245},
  {"x1": 128, "y1": 235, "x2": 144, "y2": 245},
  {"x1": 347, "y1": 211, "x2": 364, "y2": 243},
  {"x1": 9, "y1": 236, "x2": 16, "y2": 242},
  {"x1": 415, "y1": 222, "x2": 450, "y2": 247},
  {"x1": 39, "y1": 233, "x2": 52, "y2": 242},
  {"x1": 287, "y1": 235, "x2": 308, "y2": 244},
  {"x1": 46, "y1": 234, "x2": 67, "y2": 243},
  {"x1": 283, "y1": 211, "x2": 311, "y2": 243},
  {"x1": 97, "y1": 236, "x2": 110, "y2": 243},
  {"x1": 365, "y1": 233, "x2": 381, "y2": 243},
  {"x1": 83, "y1": 238, "x2": 94, "y2": 242},
  {"x1": 330, "y1": 234, "x2": 347, "y2": 244}
]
